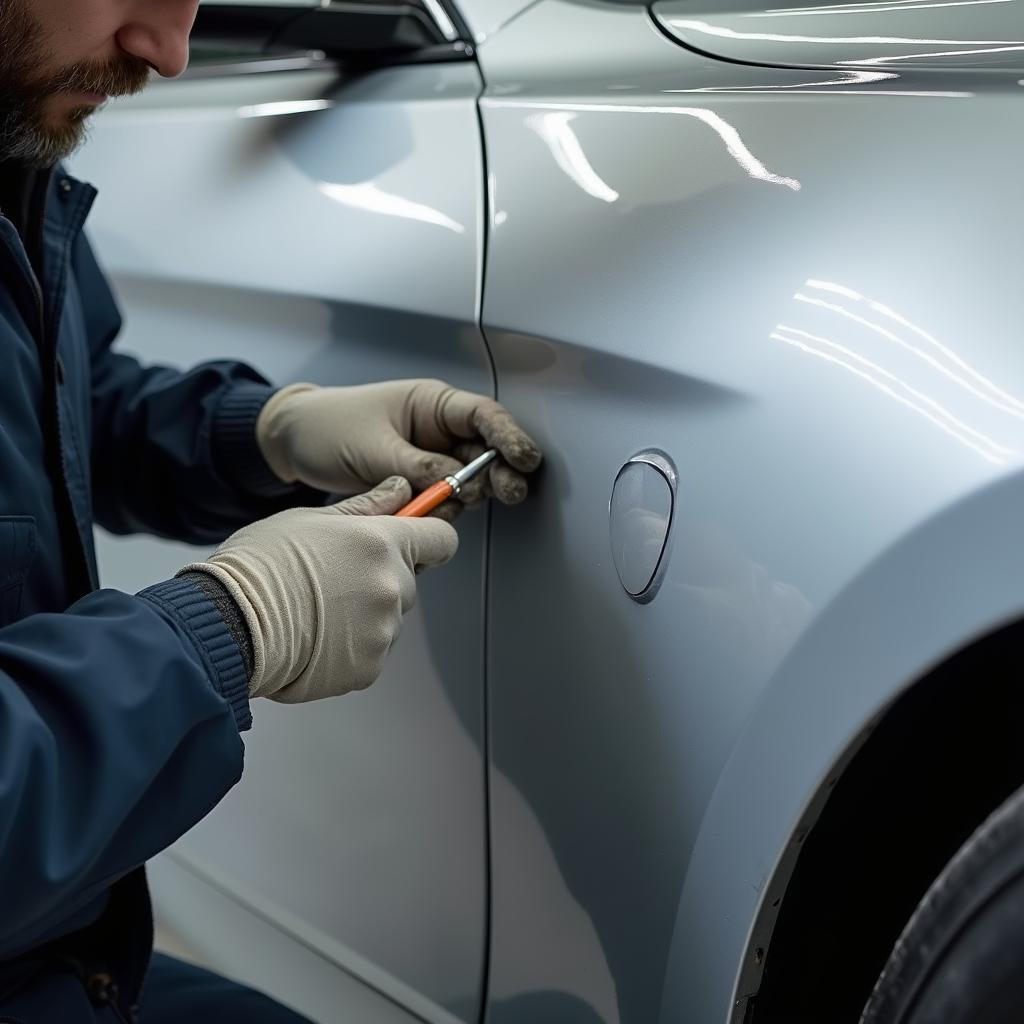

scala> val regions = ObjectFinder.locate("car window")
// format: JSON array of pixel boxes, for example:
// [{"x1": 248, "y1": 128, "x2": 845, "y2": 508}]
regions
[{"x1": 189, "y1": 0, "x2": 472, "y2": 72}]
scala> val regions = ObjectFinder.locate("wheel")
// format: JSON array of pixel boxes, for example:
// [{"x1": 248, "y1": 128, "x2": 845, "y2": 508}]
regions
[{"x1": 861, "y1": 784, "x2": 1024, "y2": 1023}]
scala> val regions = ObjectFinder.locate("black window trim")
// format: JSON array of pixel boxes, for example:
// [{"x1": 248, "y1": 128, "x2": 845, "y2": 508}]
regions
[{"x1": 185, "y1": 0, "x2": 475, "y2": 78}]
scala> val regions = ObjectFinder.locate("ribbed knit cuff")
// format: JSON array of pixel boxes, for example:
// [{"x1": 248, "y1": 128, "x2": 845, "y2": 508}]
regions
[
  {"x1": 178, "y1": 571, "x2": 254, "y2": 680},
  {"x1": 138, "y1": 577, "x2": 253, "y2": 732},
  {"x1": 212, "y1": 381, "x2": 296, "y2": 499}
]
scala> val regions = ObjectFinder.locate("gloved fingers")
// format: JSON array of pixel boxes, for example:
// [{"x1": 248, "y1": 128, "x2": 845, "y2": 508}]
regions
[
  {"x1": 396, "y1": 517, "x2": 460, "y2": 569},
  {"x1": 331, "y1": 476, "x2": 411, "y2": 517},
  {"x1": 405, "y1": 379, "x2": 478, "y2": 448},
  {"x1": 453, "y1": 440, "x2": 530, "y2": 505},
  {"x1": 429, "y1": 499, "x2": 464, "y2": 524},
  {"x1": 388, "y1": 436, "x2": 465, "y2": 492},
  {"x1": 397, "y1": 562, "x2": 418, "y2": 614},
  {"x1": 472, "y1": 406, "x2": 543, "y2": 476},
  {"x1": 416, "y1": 501, "x2": 460, "y2": 572},
  {"x1": 488, "y1": 461, "x2": 529, "y2": 505},
  {"x1": 451, "y1": 441, "x2": 491, "y2": 505},
  {"x1": 451, "y1": 440, "x2": 531, "y2": 506},
  {"x1": 452, "y1": 440, "x2": 487, "y2": 463},
  {"x1": 433, "y1": 388, "x2": 543, "y2": 476}
]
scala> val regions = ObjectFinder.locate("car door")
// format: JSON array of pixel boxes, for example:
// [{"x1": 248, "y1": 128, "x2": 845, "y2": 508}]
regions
[{"x1": 71, "y1": 5, "x2": 492, "y2": 1021}]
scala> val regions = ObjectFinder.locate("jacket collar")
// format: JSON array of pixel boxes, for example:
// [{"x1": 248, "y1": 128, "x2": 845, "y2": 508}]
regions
[{"x1": 42, "y1": 167, "x2": 98, "y2": 252}]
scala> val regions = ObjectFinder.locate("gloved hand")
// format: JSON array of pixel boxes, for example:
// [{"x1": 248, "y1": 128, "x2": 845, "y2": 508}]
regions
[
  {"x1": 255, "y1": 379, "x2": 543, "y2": 513},
  {"x1": 179, "y1": 477, "x2": 457, "y2": 703}
]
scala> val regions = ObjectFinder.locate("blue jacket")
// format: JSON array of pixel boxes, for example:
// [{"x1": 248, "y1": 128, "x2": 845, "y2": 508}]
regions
[{"x1": 0, "y1": 169, "x2": 307, "y2": 1020}]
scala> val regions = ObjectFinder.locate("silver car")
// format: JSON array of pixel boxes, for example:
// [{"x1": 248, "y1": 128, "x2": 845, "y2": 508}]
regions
[{"x1": 72, "y1": 1, "x2": 1024, "y2": 1021}]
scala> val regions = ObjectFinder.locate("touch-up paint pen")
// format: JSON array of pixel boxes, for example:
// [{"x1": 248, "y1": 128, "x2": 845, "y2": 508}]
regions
[{"x1": 395, "y1": 449, "x2": 498, "y2": 518}]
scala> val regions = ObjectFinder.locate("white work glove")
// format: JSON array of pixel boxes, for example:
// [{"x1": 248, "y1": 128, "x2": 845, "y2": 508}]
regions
[
  {"x1": 255, "y1": 379, "x2": 543, "y2": 517},
  {"x1": 179, "y1": 477, "x2": 457, "y2": 703}
]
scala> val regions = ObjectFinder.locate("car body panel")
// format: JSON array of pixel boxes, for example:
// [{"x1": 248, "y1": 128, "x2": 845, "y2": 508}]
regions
[
  {"x1": 477, "y1": 3, "x2": 1024, "y2": 1021},
  {"x1": 150, "y1": 855, "x2": 426, "y2": 1024},
  {"x1": 73, "y1": 59, "x2": 492, "y2": 1024},
  {"x1": 651, "y1": 0, "x2": 1024, "y2": 72},
  {"x1": 70, "y1": 1, "x2": 1024, "y2": 1022},
  {"x1": 443, "y1": 0, "x2": 541, "y2": 46},
  {"x1": 666, "y1": 472, "x2": 1024, "y2": 1024}
]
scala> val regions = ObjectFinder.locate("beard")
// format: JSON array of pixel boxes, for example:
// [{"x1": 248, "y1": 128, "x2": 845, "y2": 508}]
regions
[{"x1": 0, "y1": 0, "x2": 151, "y2": 167}]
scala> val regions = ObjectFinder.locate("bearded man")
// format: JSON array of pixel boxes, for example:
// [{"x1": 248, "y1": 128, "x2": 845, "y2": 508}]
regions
[{"x1": 0, "y1": 2, "x2": 541, "y2": 1020}]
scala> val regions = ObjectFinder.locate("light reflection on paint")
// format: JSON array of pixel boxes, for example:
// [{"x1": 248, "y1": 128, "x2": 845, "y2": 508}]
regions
[
  {"x1": 665, "y1": 68, "x2": 972, "y2": 96},
  {"x1": 421, "y1": 0, "x2": 458, "y2": 40},
  {"x1": 528, "y1": 112, "x2": 620, "y2": 203},
  {"x1": 494, "y1": 99, "x2": 801, "y2": 192},
  {"x1": 802, "y1": 281, "x2": 1024, "y2": 417},
  {"x1": 317, "y1": 182, "x2": 466, "y2": 234},
  {"x1": 756, "y1": 0, "x2": 1015, "y2": 16},
  {"x1": 487, "y1": 170, "x2": 508, "y2": 228},
  {"x1": 666, "y1": 17, "x2": 1020, "y2": 46},
  {"x1": 844, "y1": 42, "x2": 1024, "y2": 63},
  {"x1": 772, "y1": 324, "x2": 1014, "y2": 462},
  {"x1": 667, "y1": 69, "x2": 897, "y2": 91},
  {"x1": 676, "y1": 86, "x2": 969, "y2": 96},
  {"x1": 237, "y1": 99, "x2": 333, "y2": 118}
]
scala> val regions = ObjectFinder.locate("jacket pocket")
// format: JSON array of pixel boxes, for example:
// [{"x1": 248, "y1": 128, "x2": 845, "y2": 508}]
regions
[{"x1": 0, "y1": 516, "x2": 36, "y2": 625}]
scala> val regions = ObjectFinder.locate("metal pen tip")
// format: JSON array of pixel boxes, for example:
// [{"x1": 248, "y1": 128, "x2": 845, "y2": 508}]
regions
[{"x1": 452, "y1": 448, "x2": 498, "y2": 486}]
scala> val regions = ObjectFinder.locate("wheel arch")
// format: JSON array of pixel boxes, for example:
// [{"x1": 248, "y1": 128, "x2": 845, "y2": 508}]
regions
[{"x1": 746, "y1": 615, "x2": 1024, "y2": 1022}]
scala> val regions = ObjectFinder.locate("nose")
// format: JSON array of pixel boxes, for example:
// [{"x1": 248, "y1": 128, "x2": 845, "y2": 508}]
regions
[{"x1": 115, "y1": 0, "x2": 199, "y2": 79}]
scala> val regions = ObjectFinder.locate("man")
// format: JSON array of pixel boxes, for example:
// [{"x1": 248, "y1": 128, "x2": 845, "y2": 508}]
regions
[{"x1": 0, "y1": 1, "x2": 542, "y2": 1020}]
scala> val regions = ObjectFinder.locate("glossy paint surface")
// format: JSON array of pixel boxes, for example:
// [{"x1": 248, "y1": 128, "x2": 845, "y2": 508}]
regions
[
  {"x1": 150, "y1": 856, "x2": 425, "y2": 1024},
  {"x1": 456, "y1": 0, "x2": 541, "y2": 44},
  {"x1": 653, "y1": 0, "x2": 1024, "y2": 71},
  {"x1": 477, "y1": 3, "x2": 1024, "y2": 1021},
  {"x1": 71, "y1": 1, "x2": 1024, "y2": 1022},
  {"x1": 74, "y1": 61, "x2": 491, "y2": 1024}
]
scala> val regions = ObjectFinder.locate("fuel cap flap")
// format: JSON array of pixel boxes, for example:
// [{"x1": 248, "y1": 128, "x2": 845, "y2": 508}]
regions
[{"x1": 609, "y1": 451, "x2": 677, "y2": 603}]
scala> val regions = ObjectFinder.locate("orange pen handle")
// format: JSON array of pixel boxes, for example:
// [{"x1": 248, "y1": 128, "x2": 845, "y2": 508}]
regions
[{"x1": 395, "y1": 479, "x2": 455, "y2": 518}]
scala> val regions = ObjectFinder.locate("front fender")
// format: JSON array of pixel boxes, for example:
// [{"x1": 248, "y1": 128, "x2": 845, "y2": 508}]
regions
[{"x1": 658, "y1": 470, "x2": 1024, "y2": 1024}]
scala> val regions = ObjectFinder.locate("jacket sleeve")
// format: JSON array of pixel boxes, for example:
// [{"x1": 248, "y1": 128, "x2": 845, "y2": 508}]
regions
[
  {"x1": 76, "y1": 232, "x2": 320, "y2": 544},
  {"x1": 0, "y1": 577, "x2": 251, "y2": 959}
]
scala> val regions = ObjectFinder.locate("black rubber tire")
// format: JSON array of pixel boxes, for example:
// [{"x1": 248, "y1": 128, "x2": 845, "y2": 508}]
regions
[{"x1": 861, "y1": 783, "x2": 1024, "y2": 1024}]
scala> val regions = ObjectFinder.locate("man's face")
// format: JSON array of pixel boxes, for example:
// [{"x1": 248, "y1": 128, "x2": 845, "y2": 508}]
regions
[{"x1": 0, "y1": 0, "x2": 199, "y2": 167}]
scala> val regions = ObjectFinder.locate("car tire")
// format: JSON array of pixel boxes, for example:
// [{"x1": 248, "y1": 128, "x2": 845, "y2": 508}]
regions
[{"x1": 861, "y1": 783, "x2": 1024, "y2": 1024}]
